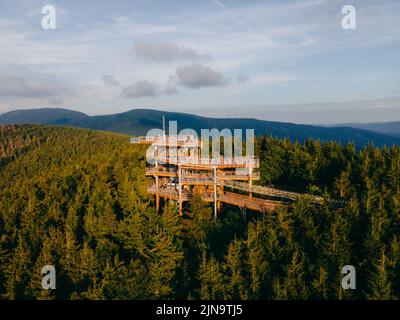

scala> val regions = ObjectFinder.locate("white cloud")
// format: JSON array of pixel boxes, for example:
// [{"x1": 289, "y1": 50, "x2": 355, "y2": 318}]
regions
[
  {"x1": 102, "y1": 74, "x2": 121, "y2": 87},
  {"x1": 134, "y1": 41, "x2": 210, "y2": 62},
  {"x1": 175, "y1": 63, "x2": 229, "y2": 88},
  {"x1": 122, "y1": 80, "x2": 159, "y2": 98},
  {"x1": 250, "y1": 74, "x2": 297, "y2": 85},
  {"x1": 237, "y1": 74, "x2": 250, "y2": 83},
  {"x1": 163, "y1": 85, "x2": 180, "y2": 95},
  {"x1": 0, "y1": 72, "x2": 74, "y2": 104}
]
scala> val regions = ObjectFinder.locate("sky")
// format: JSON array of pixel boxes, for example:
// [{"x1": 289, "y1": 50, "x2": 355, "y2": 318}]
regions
[{"x1": 0, "y1": 0, "x2": 399, "y2": 124}]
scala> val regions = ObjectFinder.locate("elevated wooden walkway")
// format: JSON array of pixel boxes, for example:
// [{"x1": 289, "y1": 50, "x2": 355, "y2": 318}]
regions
[
  {"x1": 147, "y1": 185, "x2": 284, "y2": 212},
  {"x1": 219, "y1": 192, "x2": 284, "y2": 212},
  {"x1": 223, "y1": 180, "x2": 309, "y2": 201}
]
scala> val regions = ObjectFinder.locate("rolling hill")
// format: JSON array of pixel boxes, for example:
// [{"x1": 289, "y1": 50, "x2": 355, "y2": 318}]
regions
[{"x1": 1, "y1": 108, "x2": 400, "y2": 147}]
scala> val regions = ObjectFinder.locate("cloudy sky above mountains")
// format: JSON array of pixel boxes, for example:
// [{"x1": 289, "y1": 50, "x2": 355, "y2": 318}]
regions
[{"x1": 0, "y1": 0, "x2": 399, "y2": 123}]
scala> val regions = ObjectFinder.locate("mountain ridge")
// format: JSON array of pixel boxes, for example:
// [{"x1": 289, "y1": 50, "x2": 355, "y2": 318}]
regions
[
  {"x1": 329, "y1": 121, "x2": 400, "y2": 137},
  {"x1": 1, "y1": 107, "x2": 400, "y2": 147}
]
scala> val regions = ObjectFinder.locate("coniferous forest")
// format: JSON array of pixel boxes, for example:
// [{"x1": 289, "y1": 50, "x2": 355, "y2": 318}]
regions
[{"x1": 1, "y1": 124, "x2": 400, "y2": 300}]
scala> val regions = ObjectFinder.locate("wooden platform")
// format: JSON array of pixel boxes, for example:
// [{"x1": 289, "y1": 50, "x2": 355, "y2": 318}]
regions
[
  {"x1": 146, "y1": 167, "x2": 260, "y2": 182},
  {"x1": 130, "y1": 135, "x2": 199, "y2": 147},
  {"x1": 153, "y1": 155, "x2": 259, "y2": 169}
]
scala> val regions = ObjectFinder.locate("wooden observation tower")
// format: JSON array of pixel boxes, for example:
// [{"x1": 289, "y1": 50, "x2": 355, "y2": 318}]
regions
[{"x1": 131, "y1": 132, "x2": 286, "y2": 217}]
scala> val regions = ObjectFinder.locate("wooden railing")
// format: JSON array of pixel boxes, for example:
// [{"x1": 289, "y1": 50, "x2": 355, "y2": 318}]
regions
[
  {"x1": 131, "y1": 135, "x2": 199, "y2": 146},
  {"x1": 147, "y1": 184, "x2": 191, "y2": 201},
  {"x1": 146, "y1": 167, "x2": 260, "y2": 181},
  {"x1": 145, "y1": 167, "x2": 177, "y2": 175},
  {"x1": 218, "y1": 171, "x2": 260, "y2": 180},
  {"x1": 223, "y1": 180, "x2": 304, "y2": 201},
  {"x1": 182, "y1": 176, "x2": 214, "y2": 184},
  {"x1": 155, "y1": 155, "x2": 259, "y2": 167}
]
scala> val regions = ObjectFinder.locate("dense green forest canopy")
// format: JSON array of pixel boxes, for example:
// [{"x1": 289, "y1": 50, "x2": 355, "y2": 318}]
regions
[{"x1": 0, "y1": 124, "x2": 399, "y2": 300}]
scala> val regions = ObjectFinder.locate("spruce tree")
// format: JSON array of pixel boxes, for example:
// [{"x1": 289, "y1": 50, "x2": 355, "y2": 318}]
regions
[{"x1": 366, "y1": 249, "x2": 393, "y2": 300}]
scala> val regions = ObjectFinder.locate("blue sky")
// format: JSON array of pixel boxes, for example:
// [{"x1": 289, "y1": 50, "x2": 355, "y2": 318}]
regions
[{"x1": 0, "y1": 0, "x2": 399, "y2": 123}]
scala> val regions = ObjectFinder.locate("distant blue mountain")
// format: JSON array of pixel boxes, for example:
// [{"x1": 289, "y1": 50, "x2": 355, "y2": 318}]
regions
[{"x1": 330, "y1": 121, "x2": 400, "y2": 137}]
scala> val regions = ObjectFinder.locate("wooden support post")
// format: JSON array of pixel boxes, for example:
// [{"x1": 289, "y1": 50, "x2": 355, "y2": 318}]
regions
[
  {"x1": 217, "y1": 184, "x2": 222, "y2": 211},
  {"x1": 240, "y1": 206, "x2": 247, "y2": 219},
  {"x1": 249, "y1": 166, "x2": 253, "y2": 199},
  {"x1": 213, "y1": 166, "x2": 217, "y2": 219},
  {"x1": 155, "y1": 159, "x2": 159, "y2": 212},
  {"x1": 178, "y1": 165, "x2": 182, "y2": 216},
  {"x1": 156, "y1": 179, "x2": 160, "y2": 211}
]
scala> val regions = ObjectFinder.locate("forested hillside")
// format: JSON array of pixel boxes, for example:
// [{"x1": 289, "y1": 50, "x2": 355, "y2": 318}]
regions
[{"x1": 0, "y1": 125, "x2": 399, "y2": 300}]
